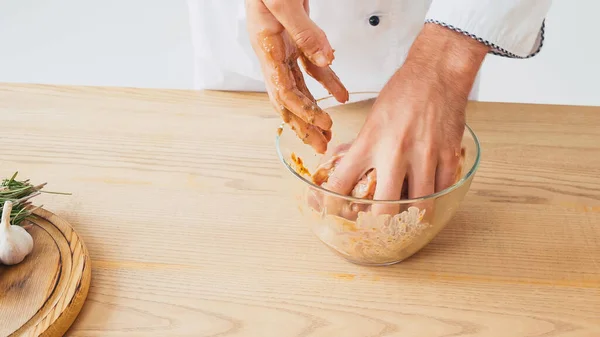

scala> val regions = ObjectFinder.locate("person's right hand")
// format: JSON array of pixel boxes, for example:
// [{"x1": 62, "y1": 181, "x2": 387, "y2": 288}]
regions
[{"x1": 246, "y1": 0, "x2": 349, "y2": 154}]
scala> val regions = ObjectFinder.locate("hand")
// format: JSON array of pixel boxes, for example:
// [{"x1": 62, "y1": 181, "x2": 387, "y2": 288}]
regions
[
  {"x1": 323, "y1": 23, "x2": 489, "y2": 215},
  {"x1": 246, "y1": 0, "x2": 349, "y2": 154}
]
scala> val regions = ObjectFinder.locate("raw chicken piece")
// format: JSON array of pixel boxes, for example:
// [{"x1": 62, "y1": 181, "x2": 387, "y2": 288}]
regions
[
  {"x1": 351, "y1": 169, "x2": 376, "y2": 199},
  {"x1": 312, "y1": 146, "x2": 465, "y2": 201},
  {"x1": 312, "y1": 153, "x2": 408, "y2": 200}
]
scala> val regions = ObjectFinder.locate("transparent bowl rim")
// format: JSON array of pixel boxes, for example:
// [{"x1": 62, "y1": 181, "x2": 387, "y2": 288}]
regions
[{"x1": 275, "y1": 91, "x2": 481, "y2": 204}]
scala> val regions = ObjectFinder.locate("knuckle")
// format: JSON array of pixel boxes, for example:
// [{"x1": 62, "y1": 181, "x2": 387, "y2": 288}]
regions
[
  {"x1": 418, "y1": 143, "x2": 437, "y2": 161},
  {"x1": 325, "y1": 175, "x2": 346, "y2": 193},
  {"x1": 439, "y1": 148, "x2": 460, "y2": 164},
  {"x1": 397, "y1": 137, "x2": 414, "y2": 154},
  {"x1": 294, "y1": 29, "x2": 323, "y2": 52},
  {"x1": 388, "y1": 127, "x2": 417, "y2": 155}
]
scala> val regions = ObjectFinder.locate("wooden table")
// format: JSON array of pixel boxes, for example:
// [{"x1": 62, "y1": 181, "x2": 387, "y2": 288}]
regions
[{"x1": 1, "y1": 84, "x2": 599, "y2": 337}]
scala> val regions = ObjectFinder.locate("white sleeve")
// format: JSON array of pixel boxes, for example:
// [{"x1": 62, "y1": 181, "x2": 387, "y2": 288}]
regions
[
  {"x1": 425, "y1": 0, "x2": 553, "y2": 58},
  {"x1": 186, "y1": 0, "x2": 265, "y2": 91}
]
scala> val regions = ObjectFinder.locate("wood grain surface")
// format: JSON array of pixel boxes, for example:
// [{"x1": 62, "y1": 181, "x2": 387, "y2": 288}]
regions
[
  {"x1": 0, "y1": 208, "x2": 91, "y2": 337},
  {"x1": 0, "y1": 83, "x2": 598, "y2": 337}
]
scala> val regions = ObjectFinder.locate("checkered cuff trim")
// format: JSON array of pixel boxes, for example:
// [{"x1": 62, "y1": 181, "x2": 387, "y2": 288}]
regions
[{"x1": 425, "y1": 19, "x2": 546, "y2": 59}]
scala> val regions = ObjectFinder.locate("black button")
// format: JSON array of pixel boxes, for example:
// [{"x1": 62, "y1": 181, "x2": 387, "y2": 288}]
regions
[{"x1": 369, "y1": 15, "x2": 380, "y2": 26}]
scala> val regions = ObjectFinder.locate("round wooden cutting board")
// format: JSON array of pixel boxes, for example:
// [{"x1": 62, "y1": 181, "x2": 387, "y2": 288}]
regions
[{"x1": 0, "y1": 208, "x2": 91, "y2": 337}]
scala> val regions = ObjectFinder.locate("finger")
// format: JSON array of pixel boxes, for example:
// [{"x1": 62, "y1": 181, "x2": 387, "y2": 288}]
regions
[
  {"x1": 246, "y1": 1, "x2": 331, "y2": 149},
  {"x1": 351, "y1": 168, "x2": 376, "y2": 199},
  {"x1": 290, "y1": 61, "x2": 337, "y2": 143},
  {"x1": 408, "y1": 153, "x2": 437, "y2": 217},
  {"x1": 253, "y1": 33, "x2": 286, "y2": 102},
  {"x1": 322, "y1": 146, "x2": 368, "y2": 216},
  {"x1": 327, "y1": 142, "x2": 352, "y2": 158},
  {"x1": 303, "y1": 0, "x2": 309, "y2": 13},
  {"x1": 372, "y1": 164, "x2": 406, "y2": 216},
  {"x1": 287, "y1": 112, "x2": 328, "y2": 154},
  {"x1": 252, "y1": 18, "x2": 334, "y2": 134},
  {"x1": 345, "y1": 169, "x2": 376, "y2": 219},
  {"x1": 278, "y1": 87, "x2": 333, "y2": 130},
  {"x1": 265, "y1": 49, "x2": 331, "y2": 130},
  {"x1": 312, "y1": 153, "x2": 343, "y2": 186},
  {"x1": 254, "y1": 25, "x2": 288, "y2": 65},
  {"x1": 258, "y1": 33, "x2": 332, "y2": 134},
  {"x1": 435, "y1": 149, "x2": 462, "y2": 192},
  {"x1": 312, "y1": 146, "x2": 349, "y2": 187},
  {"x1": 279, "y1": 107, "x2": 291, "y2": 123},
  {"x1": 290, "y1": 59, "x2": 316, "y2": 101},
  {"x1": 300, "y1": 54, "x2": 349, "y2": 104},
  {"x1": 257, "y1": 34, "x2": 302, "y2": 124},
  {"x1": 290, "y1": 60, "x2": 335, "y2": 133},
  {"x1": 408, "y1": 153, "x2": 437, "y2": 200},
  {"x1": 264, "y1": 80, "x2": 291, "y2": 122},
  {"x1": 322, "y1": 147, "x2": 367, "y2": 196},
  {"x1": 262, "y1": 0, "x2": 334, "y2": 67}
]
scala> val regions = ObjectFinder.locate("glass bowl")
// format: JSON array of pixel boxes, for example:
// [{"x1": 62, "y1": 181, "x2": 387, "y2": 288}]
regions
[{"x1": 275, "y1": 92, "x2": 481, "y2": 266}]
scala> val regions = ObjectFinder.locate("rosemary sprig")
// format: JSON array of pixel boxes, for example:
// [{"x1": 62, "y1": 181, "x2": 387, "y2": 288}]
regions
[{"x1": 0, "y1": 172, "x2": 70, "y2": 226}]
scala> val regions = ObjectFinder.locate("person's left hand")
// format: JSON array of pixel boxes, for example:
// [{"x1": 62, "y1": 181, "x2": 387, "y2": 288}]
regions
[
  {"x1": 245, "y1": 0, "x2": 349, "y2": 154},
  {"x1": 322, "y1": 24, "x2": 489, "y2": 215}
]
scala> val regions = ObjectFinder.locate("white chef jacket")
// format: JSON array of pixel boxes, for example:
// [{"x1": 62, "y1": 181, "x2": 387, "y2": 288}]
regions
[{"x1": 187, "y1": 0, "x2": 551, "y2": 100}]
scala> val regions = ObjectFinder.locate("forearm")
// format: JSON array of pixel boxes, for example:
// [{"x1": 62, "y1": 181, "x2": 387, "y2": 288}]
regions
[{"x1": 395, "y1": 23, "x2": 488, "y2": 100}]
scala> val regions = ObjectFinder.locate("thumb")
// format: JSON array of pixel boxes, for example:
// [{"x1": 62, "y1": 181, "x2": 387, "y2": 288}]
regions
[{"x1": 263, "y1": 0, "x2": 333, "y2": 67}]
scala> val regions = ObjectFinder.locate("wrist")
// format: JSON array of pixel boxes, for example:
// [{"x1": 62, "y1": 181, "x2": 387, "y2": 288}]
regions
[{"x1": 403, "y1": 23, "x2": 489, "y2": 94}]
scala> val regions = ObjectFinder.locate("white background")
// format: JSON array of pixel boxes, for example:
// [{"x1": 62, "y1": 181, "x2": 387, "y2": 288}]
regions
[{"x1": 0, "y1": 0, "x2": 597, "y2": 106}]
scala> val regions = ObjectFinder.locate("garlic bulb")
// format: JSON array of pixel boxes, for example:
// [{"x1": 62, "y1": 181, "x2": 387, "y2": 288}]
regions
[{"x1": 0, "y1": 201, "x2": 34, "y2": 265}]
